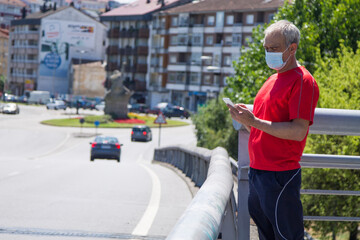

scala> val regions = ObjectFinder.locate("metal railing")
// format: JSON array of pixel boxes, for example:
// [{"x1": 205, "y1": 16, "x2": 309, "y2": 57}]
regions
[
  {"x1": 154, "y1": 146, "x2": 238, "y2": 239},
  {"x1": 153, "y1": 107, "x2": 360, "y2": 240}
]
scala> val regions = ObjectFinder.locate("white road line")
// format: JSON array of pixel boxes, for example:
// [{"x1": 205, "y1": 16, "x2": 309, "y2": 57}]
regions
[
  {"x1": 30, "y1": 132, "x2": 70, "y2": 160},
  {"x1": 132, "y1": 155, "x2": 161, "y2": 236},
  {"x1": 7, "y1": 171, "x2": 20, "y2": 177}
]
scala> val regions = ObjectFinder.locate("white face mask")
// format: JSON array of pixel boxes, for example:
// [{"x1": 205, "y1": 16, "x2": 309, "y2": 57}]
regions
[{"x1": 265, "y1": 46, "x2": 291, "y2": 71}]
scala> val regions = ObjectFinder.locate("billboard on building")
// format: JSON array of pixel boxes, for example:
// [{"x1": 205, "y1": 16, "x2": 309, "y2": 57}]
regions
[{"x1": 39, "y1": 19, "x2": 96, "y2": 78}]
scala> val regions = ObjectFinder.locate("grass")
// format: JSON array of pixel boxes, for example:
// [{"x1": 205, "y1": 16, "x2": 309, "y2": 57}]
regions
[{"x1": 41, "y1": 113, "x2": 190, "y2": 128}]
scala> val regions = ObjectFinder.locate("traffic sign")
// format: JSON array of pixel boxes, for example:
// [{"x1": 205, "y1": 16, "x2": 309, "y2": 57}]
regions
[
  {"x1": 154, "y1": 113, "x2": 167, "y2": 124},
  {"x1": 94, "y1": 120, "x2": 100, "y2": 127}
]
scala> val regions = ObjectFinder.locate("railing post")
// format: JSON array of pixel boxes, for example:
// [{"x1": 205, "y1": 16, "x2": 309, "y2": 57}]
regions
[{"x1": 237, "y1": 129, "x2": 251, "y2": 240}]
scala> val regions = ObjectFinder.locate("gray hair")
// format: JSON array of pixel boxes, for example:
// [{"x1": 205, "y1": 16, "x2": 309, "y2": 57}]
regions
[{"x1": 264, "y1": 20, "x2": 300, "y2": 46}]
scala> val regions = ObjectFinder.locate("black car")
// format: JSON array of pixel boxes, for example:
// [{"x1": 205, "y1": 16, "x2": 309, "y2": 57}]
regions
[
  {"x1": 90, "y1": 136, "x2": 122, "y2": 162},
  {"x1": 129, "y1": 103, "x2": 149, "y2": 113},
  {"x1": 163, "y1": 106, "x2": 190, "y2": 119},
  {"x1": 131, "y1": 125, "x2": 152, "y2": 142}
]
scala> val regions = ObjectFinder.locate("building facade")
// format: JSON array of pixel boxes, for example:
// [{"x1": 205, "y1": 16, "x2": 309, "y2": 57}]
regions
[
  {"x1": 0, "y1": 28, "x2": 9, "y2": 81},
  {"x1": 100, "y1": 0, "x2": 191, "y2": 104},
  {"x1": 8, "y1": 6, "x2": 107, "y2": 96},
  {"x1": 0, "y1": 0, "x2": 27, "y2": 29},
  {"x1": 149, "y1": 0, "x2": 282, "y2": 111}
]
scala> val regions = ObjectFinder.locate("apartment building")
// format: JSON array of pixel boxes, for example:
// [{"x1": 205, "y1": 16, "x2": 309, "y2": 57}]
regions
[
  {"x1": 0, "y1": 0, "x2": 27, "y2": 29},
  {"x1": 100, "y1": 0, "x2": 191, "y2": 104},
  {"x1": 8, "y1": 6, "x2": 107, "y2": 96},
  {"x1": 0, "y1": 28, "x2": 9, "y2": 85},
  {"x1": 149, "y1": 0, "x2": 283, "y2": 111}
]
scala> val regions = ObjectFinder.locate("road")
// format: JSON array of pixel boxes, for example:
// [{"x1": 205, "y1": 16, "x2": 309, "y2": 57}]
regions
[{"x1": 0, "y1": 105, "x2": 197, "y2": 240}]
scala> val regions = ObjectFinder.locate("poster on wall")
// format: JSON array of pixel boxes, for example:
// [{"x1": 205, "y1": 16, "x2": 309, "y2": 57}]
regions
[{"x1": 39, "y1": 20, "x2": 96, "y2": 78}]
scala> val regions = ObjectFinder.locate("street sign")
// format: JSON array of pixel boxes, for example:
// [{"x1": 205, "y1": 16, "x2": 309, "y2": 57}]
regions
[
  {"x1": 154, "y1": 113, "x2": 167, "y2": 124},
  {"x1": 94, "y1": 120, "x2": 100, "y2": 127}
]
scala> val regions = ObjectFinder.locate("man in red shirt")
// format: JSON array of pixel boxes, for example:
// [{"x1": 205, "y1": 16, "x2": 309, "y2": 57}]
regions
[{"x1": 228, "y1": 20, "x2": 319, "y2": 239}]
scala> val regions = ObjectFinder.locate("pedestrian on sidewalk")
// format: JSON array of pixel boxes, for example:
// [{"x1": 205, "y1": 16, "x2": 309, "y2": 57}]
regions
[{"x1": 227, "y1": 20, "x2": 319, "y2": 240}]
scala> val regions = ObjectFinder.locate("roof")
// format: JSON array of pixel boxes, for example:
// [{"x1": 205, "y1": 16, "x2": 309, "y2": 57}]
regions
[
  {"x1": 0, "y1": 28, "x2": 9, "y2": 36},
  {"x1": 164, "y1": 0, "x2": 285, "y2": 14},
  {"x1": 0, "y1": 0, "x2": 26, "y2": 7},
  {"x1": 25, "y1": 6, "x2": 69, "y2": 19},
  {"x1": 11, "y1": 6, "x2": 107, "y2": 27},
  {"x1": 101, "y1": 0, "x2": 181, "y2": 17}
]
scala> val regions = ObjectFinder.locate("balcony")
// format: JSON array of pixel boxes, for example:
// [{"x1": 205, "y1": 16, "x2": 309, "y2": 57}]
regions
[
  {"x1": 125, "y1": 65, "x2": 135, "y2": 73},
  {"x1": 26, "y1": 34, "x2": 39, "y2": 40},
  {"x1": 136, "y1": 64, "x2": 147, "y2": 74},
  {"x1": 108, "y1": 28, "x2": 120, "y2": 38},
  {"x1": 138, "y1": 28, "x2": 149, "y2": 38},
  {"x1": 134, "y1": 80, "x2": 146, "y2": 91},
  {"x1": 124, "y1": 46, "x2": 133, "y2": 55},
  {"x1": 106, "y1": 46, "x2": 119, "y2": 55},
  {"x1": 136, "y1": 46, "x2": 148, "y2": 56}
]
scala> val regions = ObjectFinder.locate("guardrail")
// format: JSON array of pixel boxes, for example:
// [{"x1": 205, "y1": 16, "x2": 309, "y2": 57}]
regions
[
  {"x1": 154, "y1": 146, "x2": 238, "y2": 239},
  {"x1": 154, "y1": 107, "x2": 360, "y2": 240}
]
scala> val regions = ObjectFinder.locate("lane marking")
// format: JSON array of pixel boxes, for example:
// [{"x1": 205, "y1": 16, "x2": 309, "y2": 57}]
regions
[
  {"x1": 29, "y1": 132, "x2": 71, "y2": 160},
  {"x1": 132, "y1": 155, "x2": 161, "y2": 236}
]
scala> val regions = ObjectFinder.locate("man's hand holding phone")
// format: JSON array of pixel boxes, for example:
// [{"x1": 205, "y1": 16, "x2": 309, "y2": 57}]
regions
[{"x1": 223, "y1": 98, "x2": 253, "y2": 132}]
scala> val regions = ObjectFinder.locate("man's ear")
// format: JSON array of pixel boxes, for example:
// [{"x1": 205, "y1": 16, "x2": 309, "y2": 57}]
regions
[{"x1": 290, "y1": 43, "x2": 298, "y2": 55}]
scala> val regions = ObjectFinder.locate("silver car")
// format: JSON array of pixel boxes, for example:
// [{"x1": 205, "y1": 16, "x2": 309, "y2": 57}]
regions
[{"x1": 46, "y1": 99, "x2": 67, "y2": 110}]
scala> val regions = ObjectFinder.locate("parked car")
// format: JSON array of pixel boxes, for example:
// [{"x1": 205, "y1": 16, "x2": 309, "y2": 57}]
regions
[
  {"x1": 90, "y1": 136, "x2": 122, "y2": 162},
  {"x1": 95, "y1": 101, "x2": 105, "y2": 111},
  {"x1": 131, "y1": 125, "x2": 152, "y2": 142},
  {"x1": 129, "y1": 103, "x2": 149, "y2": 113},
  {"x1": 163, "y1": 106, "x2": 190, "y2": 119},
  {"x1": 145, "y1": 107, "x2": 162, "y2": 115},
  {"x1": 83, "y1": 100, "x2": 96, "y2": 110},
  {"x1": 2, "y1": 103, "x2": 20, "y2": 114},
  {"x1": 3, "y1": 93, "x2": 16, "y2": 102},
  {"x1": 46, "y1": 99, "x2": 67, "y2": 110}
]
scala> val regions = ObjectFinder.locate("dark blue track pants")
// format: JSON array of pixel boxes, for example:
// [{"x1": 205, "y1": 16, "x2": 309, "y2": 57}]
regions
[{"x1": 248, "y1": 168, "x2": 304, "y2": 240}]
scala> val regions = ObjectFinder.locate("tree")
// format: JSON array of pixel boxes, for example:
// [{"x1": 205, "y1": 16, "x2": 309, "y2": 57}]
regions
[
  {"x1": 302, "y1": 43, "x2": 360, "y2": 239},
  {"x1": 194, "y1": 0, "x2": 360, "y2": 238},
  {"x1": 192, "y1": 95, "x2": 238, "y2": 159}
]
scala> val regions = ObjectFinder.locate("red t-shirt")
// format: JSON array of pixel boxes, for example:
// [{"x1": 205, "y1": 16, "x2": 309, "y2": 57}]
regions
[{"x1": 249, "y1": 66, "x2": 319, "y2": 171}]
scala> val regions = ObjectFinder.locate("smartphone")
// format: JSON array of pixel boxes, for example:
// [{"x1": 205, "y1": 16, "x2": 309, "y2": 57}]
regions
[{"x1": 223, "y1": 98, "x2": 235, "y2": 107}]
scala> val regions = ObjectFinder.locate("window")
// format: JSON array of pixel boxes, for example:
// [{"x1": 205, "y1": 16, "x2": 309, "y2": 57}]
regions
[
  {"x1": 170, "y1": 35, "x2": 177, "y2": 45},
  {"x1": 206, "y1": 35, "x2": 213, "y2": 45},
  {"x1": 257, "y1": 12, "x2": 264, "y2": 23},
  {"x1": 190, "y1": 72, "x2": 200, "y2": 85},
  {"x1": 223, "y1": 55, "x2": 232, "y2": 66},
  {"x1": 171, "y1": 16, "x2": 178, "y2": 27},
  {"x1": 216, "y1": 12, "x2": 224, "y2": 27},
  {"x1": 214, "y1": 74, "x2": 220, "y2": 86},
  {"x1": 226, "y1": 15, "x2": 234, "y2": 25},
  {"x1": 246, "y1": 14, "x2": 254, "y2": 24},
  {"x1": 232, "y1": 33, "x2": 242, "y2": 46},
  {"x1": 190, "y1": 52, "x2": 201, "y2": 65},
  {"x1": 169, "y1": 55, "x2": 177, "y2": 64},
  {"x1": 268, "y1": 13, "x2": 275, "y2": 23},
  {"x1": 179, "y1": 13, "x2": 189, "y2": 27},
  {"x1": 192, "y1": 34, "x2": 203, "y2": 46},
  {"x1": 203, "y1": 75, "x2": 212, "y2": 85},
  {"x1": 207, "y1": 16, "x2": 215, "y2": 26},
  {"x1": 177, "y1": 34, "x2": 188, "y2": 46},
  {"x1": 225, "y1": 35, "x2": 232, "y2": 45},
  {"x1": 244, "y1": 35, "x2": 253, "y2": 46}
]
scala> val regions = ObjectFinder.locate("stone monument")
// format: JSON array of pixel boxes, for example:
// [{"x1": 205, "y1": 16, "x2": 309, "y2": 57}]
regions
[{"x1": 104, "y1": 70, "x2": 133, "y2": 119}]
